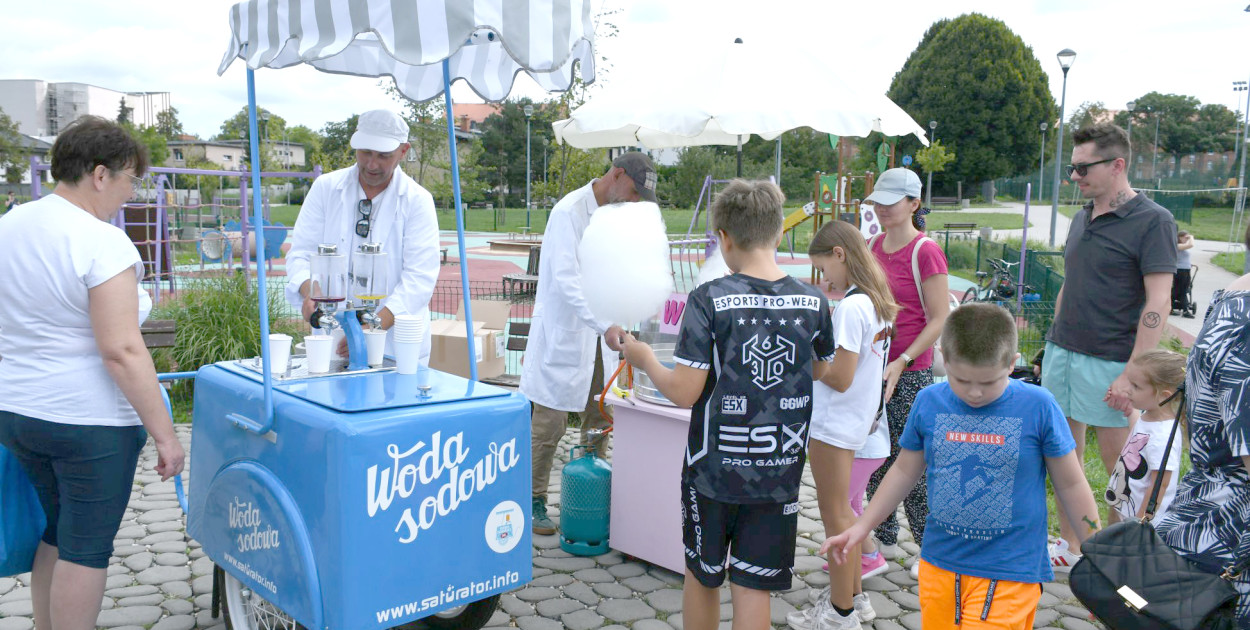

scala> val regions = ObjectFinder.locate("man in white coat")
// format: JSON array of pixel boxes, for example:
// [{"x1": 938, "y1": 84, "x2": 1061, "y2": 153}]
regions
[
  {"x1": 519, "y1": 152, "x2": 658, "y2": 535},
  {"x1": 285, "y1": 110, "x2": 440, "y2": 363}
]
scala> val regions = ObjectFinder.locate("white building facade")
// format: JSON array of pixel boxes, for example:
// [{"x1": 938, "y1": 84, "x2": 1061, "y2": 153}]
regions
[{"x1": 0, "y1": 79, "x2": 170, "y2": 137}]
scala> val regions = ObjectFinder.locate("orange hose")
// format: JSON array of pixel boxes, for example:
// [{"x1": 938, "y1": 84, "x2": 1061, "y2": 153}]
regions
[{"x1": 597, "y1": 359, "x2": 632, "y2": 433}]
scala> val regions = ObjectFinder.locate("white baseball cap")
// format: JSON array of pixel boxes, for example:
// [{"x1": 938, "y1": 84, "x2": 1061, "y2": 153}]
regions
[
  {"x1": 350, "y1": 110, "x2": 409, "y2": 153},
  {"x1": 865, "y1": 168, "x2": 923, "y2": 206}
]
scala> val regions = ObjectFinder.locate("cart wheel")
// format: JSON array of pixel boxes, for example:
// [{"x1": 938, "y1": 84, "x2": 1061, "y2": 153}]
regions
[
  {"x1": 220, "y1": 569, "x2": 306, "y2": 630},
  {"x1": 397, "y1": 595, "x2": 500, "y2": 630}
]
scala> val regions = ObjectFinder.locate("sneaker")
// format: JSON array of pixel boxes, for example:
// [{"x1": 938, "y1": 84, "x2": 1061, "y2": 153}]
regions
[
  {"x1": 807, "y1": 585, "x2": 830, "y2": 606},
  {"x1": 861, "y1": 552, "x2": 889, "y2": 580},
  {"x1": 909, "y1": 561, "x2": 920, "y2": 580},
  {"x1": 853, "y1": 593, "x2": 876, "y2": 623},
  {"x1": 786, "y1": 597, "x2": 862, "y2": 630},
  {"x1": 532, "y1": 496, "x2": 556, "y2": 536},
  {"x1": 1049, "y1": 538, "x2": 1081, "y2": 573}
]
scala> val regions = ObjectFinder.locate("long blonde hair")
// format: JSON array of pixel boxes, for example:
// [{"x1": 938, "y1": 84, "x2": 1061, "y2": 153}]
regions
[
  {"x1": 808, "y1": 220, "x2": 899, "y2": 323},
  {"x1": 1132, "y1": 349, "x2": 1186, "y2": 415}
]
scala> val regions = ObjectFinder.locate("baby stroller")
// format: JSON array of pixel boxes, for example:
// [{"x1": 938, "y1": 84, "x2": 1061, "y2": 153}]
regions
[{"x1": 1172, "y1": 265, "x2": 1198, "y2": 319}]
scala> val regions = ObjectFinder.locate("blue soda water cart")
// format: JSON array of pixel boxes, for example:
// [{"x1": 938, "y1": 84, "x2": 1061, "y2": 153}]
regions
[{"x1": 171, "y1": 2, "x2": 599, "y2": 628}]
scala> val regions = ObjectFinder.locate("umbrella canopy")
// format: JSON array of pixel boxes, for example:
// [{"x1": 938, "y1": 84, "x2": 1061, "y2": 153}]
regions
[
  {"x1": 553, "y1": 38, "x2": 926, "y2": 148},
  {"x1": 218, "y1": 0, "x2": 596, "y2": 102}
]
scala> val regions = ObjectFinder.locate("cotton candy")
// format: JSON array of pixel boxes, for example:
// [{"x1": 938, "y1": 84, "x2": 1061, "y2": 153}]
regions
[
  {"x1": 579, "y1": 202, "x2": 673, "y2": 327},
  {"x1": 694, "y1": 246, "x2": 731, "y2": 288}
]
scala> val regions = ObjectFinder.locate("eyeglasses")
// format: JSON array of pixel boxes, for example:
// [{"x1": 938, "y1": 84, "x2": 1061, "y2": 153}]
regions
[
  {"x1": 1065, "y1": 158, "x2": 1118, "y2": 178},
  {"x1": 355, "y1": 199, "x2": 372, "y2": 238},
  {"x1": 121, "y1": 172, "x2": 144, "y2": 194}
]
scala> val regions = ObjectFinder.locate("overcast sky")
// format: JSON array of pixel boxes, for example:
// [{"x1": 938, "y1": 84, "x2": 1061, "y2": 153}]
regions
[{"x1": 3, "y1": 0, "x2": 1245, "y2": 140}]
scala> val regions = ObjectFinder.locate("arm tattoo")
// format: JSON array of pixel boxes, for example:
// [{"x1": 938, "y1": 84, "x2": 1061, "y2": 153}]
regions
[
  {"x1": 1142, "y1": 311, "x2": 1162, "y2": 328},
  {"x1": 1110, "y1": 190, "x2": 1131, "y2": 208},
  {"x1": 1083, "y1": 515, "x2": 1101, "y2": 531}
]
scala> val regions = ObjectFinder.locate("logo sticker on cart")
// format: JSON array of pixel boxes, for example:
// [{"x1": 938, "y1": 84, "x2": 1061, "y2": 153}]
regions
[
  {"x1": 229, "y1": 497, "x2": 281, "y2": 552},
  {"x1": 366, "y1": 431, "x2": 521, "y2": 544},
  {"x1": 484, "y1": 500, "x2": 524, "y2": 553}
]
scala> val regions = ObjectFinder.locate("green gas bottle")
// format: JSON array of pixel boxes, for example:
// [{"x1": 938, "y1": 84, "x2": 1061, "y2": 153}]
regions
[{"x1": 559, "y1": 445, "x2": 612, "y2": 556}]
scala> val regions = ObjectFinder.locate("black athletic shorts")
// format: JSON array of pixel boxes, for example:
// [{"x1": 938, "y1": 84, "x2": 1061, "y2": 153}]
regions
[
  {"x1": 681, "y1": 481, "x2": 798, "y2": 591},
  {"x1": 0, "y1": 410, "x2": 147, "y2": 569}
]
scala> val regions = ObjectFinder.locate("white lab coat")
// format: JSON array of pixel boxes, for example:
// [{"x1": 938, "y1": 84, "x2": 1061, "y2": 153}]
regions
[
  {"x1": 285, "y1": 164, "x2": 440, "y2": 363},
  {"x1": 519, "y1": 182, "x2": 616, "y2": 411}
]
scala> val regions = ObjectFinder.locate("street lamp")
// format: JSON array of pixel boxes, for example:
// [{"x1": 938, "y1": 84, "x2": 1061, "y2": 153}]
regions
[
  {"x1": 1126, "y1": 101, "x2": 1136, "y2": 176},
  {"x1": 926, "y1": 120, "x2": 937, "y2": 207},
  {"x1": 1049, "y1": 48, "x2": 1076, "y2": 247},
  {"x1": 1233, "y1": 81, "x2": 1247, "y2": 170},
  {"x1": 1151, "y1": 107, "x2": 1161, "y2": 183},
  {"x1": 524, "y1": 104, "x2": 534, "y2": 229},
  {"x1": 1039, "y1": 122, "x2": 1048, "y2": 200}
]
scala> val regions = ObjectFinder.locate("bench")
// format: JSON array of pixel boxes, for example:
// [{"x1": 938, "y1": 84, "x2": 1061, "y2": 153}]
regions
[
  {"x1": 502, "y1": 245, "x2": 541, "y2": 297},
  {"x1": 935, "y1": 222, "x2": 979, "y2": 241},
  {"x1": 481, "y1": 321, "x2": 530, "y2": 387},
  {"x1": 441, "y1": 247, "x2": 449, "y2": 264},
  {"x1": 141, "y1": 319, "x2": 178, "y2": 349},
  {"x1": 931, "y1": 196, "x2": 960, "y2": 208}
]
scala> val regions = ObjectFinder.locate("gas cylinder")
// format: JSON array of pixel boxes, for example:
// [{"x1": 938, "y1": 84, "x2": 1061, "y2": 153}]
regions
[{"x1": 559, "y1": 445, "x2": 612, "y2": 556}]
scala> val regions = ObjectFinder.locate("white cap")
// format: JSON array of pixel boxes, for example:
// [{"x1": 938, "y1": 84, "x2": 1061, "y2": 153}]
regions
[
  {"x1": 865, "y1": 168, "x2": 923, "y2": 206},
  {"x1": 350, "y1": 110, "x2": 409, "y2": 152}
]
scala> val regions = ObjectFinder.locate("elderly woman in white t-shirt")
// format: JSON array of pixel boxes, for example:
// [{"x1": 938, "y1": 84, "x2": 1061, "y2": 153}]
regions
[{"x1": 0, "y1": 116, "x2": 184, "y2": 630}]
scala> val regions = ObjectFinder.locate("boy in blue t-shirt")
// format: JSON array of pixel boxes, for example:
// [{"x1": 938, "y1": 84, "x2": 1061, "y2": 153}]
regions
[
  {"x1": 821, "y1": 303, "x2": 1102, "y2": 629},
  {"x1": 623, "y1": 179, "x2": 836, "y2": 630}
]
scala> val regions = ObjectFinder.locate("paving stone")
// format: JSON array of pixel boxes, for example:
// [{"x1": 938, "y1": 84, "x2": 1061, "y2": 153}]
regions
[
  {"x1": 1059, "y1": 616, "x2": 1100, "y2": 630},
  {"x1": 596, "y1": 598, "x2": 656, "y2": 623},
  {"x1": 561, "y1": 608, "x2": 605, "y2": 630},
  {"x1": 483, "y1": 610, "x2": 512, "y2": 627},
  {"x1": 141, "y1": 481, "x2": 175, "y2": 496},
  {"x1": 105, "y1": 575, "x2": 135, "y2": 590},
  {"x1": 562, "y1": 582, "x2": 600, "y2": 607},
  {"x1": 95, "y1": 605, "x2": 163, "y2": 627},
  {"x1": 117, "y1": 593, "x2": 167, "y2": 606},
  {"x1": 795, "y1": 537, "x2": 822, "y2": 551},
  {"x1": 0, "y1": 600, "x2": 33, "y2": 616},
  {"x1": 129, "y1": 500, "x2": 181, "y2": 511},
  {"x1": 105, "y1": 584, "x2": 160, "y2": 599},
  {"x1": 122, "y1": 551, "x2": 154, "y2": 572},
  {"x1": 644, "y1": 588, "x2": 684, "y2": 613},
  {"x1": 899, "y1": 611, "x2": 923, "y2": 630},
  {"x1": 136, "y1": 508, "x2": 184, "y2": 524},
  {"x1": 531, "y1": 555, "x2": 597, "y2": 572},
  {"x1": 0, "y1": 617, "x2": 34, "y2": 630},
  {"x1": 594, "y1": 551, "x2": 625, "y2": 566},
  {"x1": 0, "y1": 587, "x2": 30, "y2": 603},
  {"x1": 529, "y1": 573, "x2": 574, "y2": 588},
  {"x1": 513, "y1": 586, "x2": 561, "y2": 603},
  {"x1": 116, "y1": 525, "x2": 147, "y2": 539},
  {"x1": 146, "y1": 520, "x2": 187, "y2": 534},
  {"x1": 871, "y1": 619, "x2": 906, "y2": 630},
  {"x1": 191, "y1": 575, "x2": 214, "y2": 595},
  {"x1": 0, "y1": 578, "x2": 14, "y2": 596},
  {"x1": 646, "y1": 568, "x2": 685, "y2": 585},
  {"x1": 191, "y1": 556, "x2": 215, "y2": 577},
  {"x1": 572, "y1": 567, "x2": 614, "y2": 583},
  {"x1": 161, "y1": 580, "x2": 192, "y2": 599},
  {"x1": 591, "y1": 582, "x2": 633, "y2": 599},
  {"x1": 862, "y1": 575, "x2": 900, "y2": 592},
  {"x1": 622, "y1": 574, "x2": 667, "y2": 594},
  {"x1": 606, "y1": 562, "x2": 647, "y2": 578},
  {"x1": 151, "y1": 615, "x2": 196, "y2": 630},
  {"x1": 140, "y1": 531, "x2": 185, "y2": 545},
  {"x1": 886, "y1": 589, "x2": 920, "y2": 611},
  {"x1": 769, "y1": 596, "x2": 799, "y2": 625},
  {"x1": 499, "y1": 593, "x2": 535, "y2": 617},
  {"x1": 1057, "y1": 604, "x2": 1091, "y2": 618},
  {"x1": 155, "y1": 552, "x2": 189, "y2": 566},
  {"x1": 793, "y1": 554, "x2": 827, "y2": 572},
  {"x1": 107, "y1": 564, "x2": 130, "y2": 576},
  {"x1": 531, "y1": 534, "x2": 561, "y2": 549},
  {"x1": 136, "y1": 565, "x2": 191, "y2": 585},
  {"x1": 162, "y1": 598, "x2": 195, "y2": 615},
  {"x1": 1032, "y1": 608, "x2": 1060, "y2": 627},
  {"x1": 151, "y1": 541, "x2": 188, "y2": 554},
  {"x1": 193, "y1": 594, "x2": 213, "y2": 610},
  {"x1": 515, "y1": 615, "x2": 563, "y2": 630},
  {"x1": 112, "y1": 544, "x2": 147, "y2": 557},
  {"x1": 1037, "y1": 592, "x2": 1060, "y2": 608},
  {"x1": 1042, "y1": 581, "x2": 1074, "y2": 600},
  {"x1": 601, "y1": 625, "x2": 634, "y2": 630},
  {"x1": 188, "y1": 548, "x2": 206, "y2": 560},
  {"x1": 535, "y1": 597, "x2": 583, "y2": 617},
  {"x1": 195, "y1": 610, "x2": 226, "y2": 627}
]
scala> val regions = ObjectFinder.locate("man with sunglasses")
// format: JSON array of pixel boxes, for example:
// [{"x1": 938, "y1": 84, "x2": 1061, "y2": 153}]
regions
[
  {"x1": 285, "y1": 109, "x2": 440, "y2": 362},
  {"x1": 518, "y1": 152, "x2": 659, "y2": 536},
  {"x1": 1040, "y1": 122, "x2": 1177, "y2": 571}
]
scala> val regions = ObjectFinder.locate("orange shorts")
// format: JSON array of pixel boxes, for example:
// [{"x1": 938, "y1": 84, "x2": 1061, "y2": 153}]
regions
[{"x1": 918, "y1": 559, "x2": 1042, "y2": 629}]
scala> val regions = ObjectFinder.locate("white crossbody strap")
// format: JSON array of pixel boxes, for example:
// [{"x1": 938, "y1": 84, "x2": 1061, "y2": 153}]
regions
[{"x1": 869, "y1": 233, "x2": 936, "y2": 318}]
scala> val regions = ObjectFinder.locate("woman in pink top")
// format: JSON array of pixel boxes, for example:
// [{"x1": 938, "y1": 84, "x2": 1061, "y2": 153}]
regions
[{"x1": 862, "y1": 168, "x2": 950, "y2": 564}]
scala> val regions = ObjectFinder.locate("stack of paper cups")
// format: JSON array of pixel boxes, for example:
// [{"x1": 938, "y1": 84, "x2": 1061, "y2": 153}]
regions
[{"x1": 391, "y1": 314, "x2": 426, "y2": 375}]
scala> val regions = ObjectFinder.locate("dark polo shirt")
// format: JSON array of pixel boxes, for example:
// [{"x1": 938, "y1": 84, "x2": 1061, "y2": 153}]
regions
[{"x1": 1046, "y1": 192, "x2": 1177, "y2": 362}]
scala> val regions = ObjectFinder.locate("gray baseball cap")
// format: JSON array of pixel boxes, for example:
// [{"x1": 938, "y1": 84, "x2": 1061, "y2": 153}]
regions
[
  {"x1": 865, "y1": 168, "x2": 922, "y2": 206},
  {"x1": 612, "y1": 152, "x2": 658, "y2": 203}
]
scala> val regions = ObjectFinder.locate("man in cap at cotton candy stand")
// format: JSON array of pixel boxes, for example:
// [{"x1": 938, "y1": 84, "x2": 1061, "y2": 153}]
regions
[
  {"x1": 285, "y1": 109, "x2": 441, "y2": 364},
  {"x1": 519, "y1": 152, "x2": 659, "y2": 536}
]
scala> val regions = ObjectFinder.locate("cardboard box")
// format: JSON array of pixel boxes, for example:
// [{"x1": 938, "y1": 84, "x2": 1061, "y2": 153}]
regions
[{"x1": 429, "y1": 300, "x2": 510, "y2": 379}]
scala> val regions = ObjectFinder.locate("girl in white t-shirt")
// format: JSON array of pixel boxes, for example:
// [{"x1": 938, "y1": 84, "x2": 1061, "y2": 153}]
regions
[
  {"x1": 1105, "y1": 349, "x2": 1186, "y2": 524},
  {"x1": 792, "y1": 221, "x2": 899, "y2": 629}
]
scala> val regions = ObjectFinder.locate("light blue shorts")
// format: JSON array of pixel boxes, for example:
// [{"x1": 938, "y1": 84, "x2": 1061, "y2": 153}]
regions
[{"x1": 1041, "y1": 342, "x2": 1130, "y2": 428}]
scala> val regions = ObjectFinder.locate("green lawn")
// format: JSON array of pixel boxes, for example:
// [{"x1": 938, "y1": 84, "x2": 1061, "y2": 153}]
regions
[
  {"x1": 1060, "y1": 204, "x2": 1245, "y2": 243},
  {"x1": 1213, "y1": 250, "x2": 1246, "y2": 275}
]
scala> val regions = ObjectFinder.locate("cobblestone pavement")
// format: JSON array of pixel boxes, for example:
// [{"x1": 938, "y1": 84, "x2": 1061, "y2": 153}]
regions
[{"x1": 0, "y1": 426, "x2": 1100, "y2": 630}]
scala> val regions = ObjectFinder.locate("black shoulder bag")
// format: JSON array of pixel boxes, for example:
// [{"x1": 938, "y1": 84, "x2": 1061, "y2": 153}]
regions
[{"x1": 1069, "y1": 387, "x2": 1243, "y2": 630}]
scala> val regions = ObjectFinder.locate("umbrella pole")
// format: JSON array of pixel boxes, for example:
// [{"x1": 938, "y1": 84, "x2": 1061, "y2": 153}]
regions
[
  {"x1": 736, "y1": 135, "x2": 743, "y2": 178},
  {"x1": 444, "y1": 59, "x2": 478, "y2": 384}
]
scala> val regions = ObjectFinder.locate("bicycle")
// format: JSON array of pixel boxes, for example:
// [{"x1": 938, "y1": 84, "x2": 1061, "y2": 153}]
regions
[{"x1": 961, "y1": 258, "x2": 1030, "y2": 306}]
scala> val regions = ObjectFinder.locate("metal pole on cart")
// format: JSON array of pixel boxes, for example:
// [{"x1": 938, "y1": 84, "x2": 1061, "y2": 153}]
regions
[{"x1": 445, "y1": 58, "x2": 479, "y2": 384}]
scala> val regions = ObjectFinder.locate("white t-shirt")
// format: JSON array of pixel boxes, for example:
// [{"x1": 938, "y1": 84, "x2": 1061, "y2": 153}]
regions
[
  {"x1": 856, "y1": 411, "x2": 890, "y2": 460},
  {"x1": 0, "y1": 194, "x2": 150, "y2": 426},
  {"x1": 1105, "y1": 418, "x2": 1182, "y2": 523},
  {"x1": 810, "y1": 291, "x2": 889, "y2": 451}
]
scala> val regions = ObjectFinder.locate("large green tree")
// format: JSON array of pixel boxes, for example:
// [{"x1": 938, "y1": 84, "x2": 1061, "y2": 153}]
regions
[
  {"x1": 156, "y1": 107, "x2": 185, "y2": 140},
  {"x1": 886, "y1": 13, "x2": 1056, "y2": 195},
  {"x1": 477, "y1": 98, "x2": 560, "y2": 208},
  {"x1": 0, "y1": 108, "x2": 26, "y2": 184},
  {"x1": 382, "y1": 80, "x2": 447, "y2": 186},
  {"x1": 1115, "y1": 92, "x2": 1237, "y2": 176},
  {"x1": 317, "y1": 114, "x2": 358, "y2": 171}
]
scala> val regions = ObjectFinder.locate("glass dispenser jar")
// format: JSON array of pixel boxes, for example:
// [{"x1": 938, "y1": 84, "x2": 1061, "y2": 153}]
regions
[
  {"x1": 310, "y1": 244, "x2": 347, "y2": 306},
  {"x1": 352, "y1": 243, "x2": 389, "y2": 303}
]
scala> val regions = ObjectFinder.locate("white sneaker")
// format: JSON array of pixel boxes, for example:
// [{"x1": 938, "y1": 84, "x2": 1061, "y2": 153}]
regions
[
  {"x1": 1049, "y1": 538, "x2": 1081, "y2": 574},
  {"x1": 853, "y1": 593, "x2": 876, "y2": 622},
  {"x1": 807, "y1": 585, "x2": 830, "y2": 606},
  {"x1": 786, "y1": 597, "x2": 863, "y2": 630},
  {"x1": 909, "y1": 560, "x2": 920, "y2": 580}
]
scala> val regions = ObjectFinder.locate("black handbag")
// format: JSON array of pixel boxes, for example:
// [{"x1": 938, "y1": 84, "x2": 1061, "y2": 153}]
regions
[{"x1": 1069, "y1": 387, "x2": 1243, "y2": 630}]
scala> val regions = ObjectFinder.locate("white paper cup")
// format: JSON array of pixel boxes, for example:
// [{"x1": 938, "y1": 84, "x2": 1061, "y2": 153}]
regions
[
  {"x1": 305, "y1": 334, "x2": 334, "y2": 374},
  {"x1": 364, "y1": 329, "x2": 387, "y2": 367},
  {"x1": 267, "y1": 333, "x2": 292, "y2": 374},
  {"x1": 394, "y1": 340, "x2": 421, "y2": 375}
]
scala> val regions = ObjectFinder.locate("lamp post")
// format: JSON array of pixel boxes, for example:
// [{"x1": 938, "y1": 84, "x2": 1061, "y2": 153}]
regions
[
  {"x1": 1049, "y1": 48, "x2": 1076, "y2": 247},
  {"x1": 1126, "y1": 101, "x2": 1136, "y2": 177},
  {"x1": 1039, "y1": 122, "x2": 1048, "y2": 200},
  {"x1": 925, "y1": 120, "x2": 937, "y2": 207},
  {"x1": 524, "y1": 104, "x2": 534, "y2": 229},
  {"x1": 1152, "y1": 108, "x2": 1161, "y2": 184},
  {"x1": 1234, "y1": 81, "x2": 1247, "y2": 171}
]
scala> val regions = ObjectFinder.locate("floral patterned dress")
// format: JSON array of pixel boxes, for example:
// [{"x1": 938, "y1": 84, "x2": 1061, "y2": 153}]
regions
[{"x1": 1156, "y1": 289, "x2": 1250, "y2": 623}]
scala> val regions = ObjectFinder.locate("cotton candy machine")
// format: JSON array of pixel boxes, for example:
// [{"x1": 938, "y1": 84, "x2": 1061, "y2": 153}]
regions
[{"x1": 631, "y1": 296, "x2": 684, "y2": 406}]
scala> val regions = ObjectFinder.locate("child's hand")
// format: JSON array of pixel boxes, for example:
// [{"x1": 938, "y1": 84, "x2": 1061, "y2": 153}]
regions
[
  {"x1": 819, "y1": 525, "x2": 866, "y2": 565},
  {"x1": 621, "y1": 334, "x2": 654, "y2": 368}
]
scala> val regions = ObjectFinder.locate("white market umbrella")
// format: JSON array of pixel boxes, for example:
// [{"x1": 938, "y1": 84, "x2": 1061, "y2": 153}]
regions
[
  {"x1": 217, "y1": 0, "x2": 596, "y2": 426},
  {"x1": 553, "y1": 37, "x2": 927, "y2": 149}
]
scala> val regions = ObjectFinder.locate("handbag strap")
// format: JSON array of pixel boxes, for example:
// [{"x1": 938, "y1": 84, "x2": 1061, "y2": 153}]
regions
[{"x1": 1143, "y1": 386, "x2": 1184, "y2": 521}]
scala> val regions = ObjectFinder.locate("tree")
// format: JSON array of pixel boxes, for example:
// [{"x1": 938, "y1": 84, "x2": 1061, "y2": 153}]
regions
[
  {"x1": 0, "y1": 108, "x2": 26, "y2": 184},
  {"x1": 284, "y1": 125, "x2": 322, "y2": 169},
  {"x1": 1114, "y1": 92, "x2": 1237, "y2": 177},
  {"x1": 549, "y1": 6, "x2": 622, "y2": 199},
  {"x1": 477, "y1": 98, "x2": 558, "y2": 208},
  {"x1": 915, "y1": 140, "x2": 956, "y2": 175},
  {"x1": 156, "y1": 107, "x2": 185, "y2": 140},
  {"x1": 381, "y1": 80, "x2": 447, "y2": 186},
  {"x1": 738, "y1": 128, "x2": 841, "y2": 202},
  {"x1": 317, "y1": 115, "x2": 358, "y2": 171},
  {"x1": 664, "y1": 147, "x2": 738, "y2": 208},
  {"x1": 125, "y1": 124, "x2": 169, "y2": 167},
  {"x1": 886, "y1": 14, "x2": 1056, "y2": 197},
  {"x1": 117, "y1": 98, "x2": 133, "y2": 125}
]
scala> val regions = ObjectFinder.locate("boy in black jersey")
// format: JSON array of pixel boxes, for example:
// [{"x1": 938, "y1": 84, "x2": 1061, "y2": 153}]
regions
[{"x1": 623, "y1": 180, "x2": 836, "y2": 629}]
